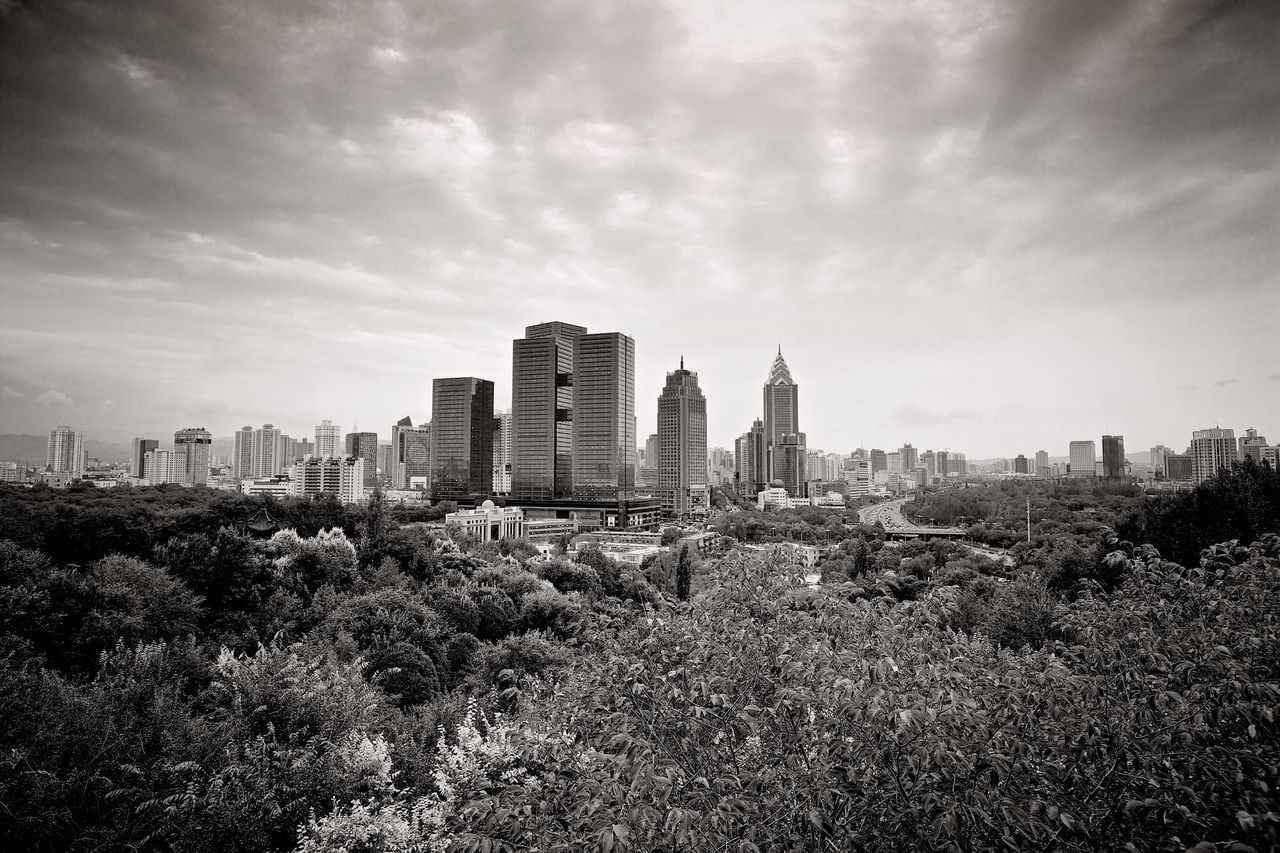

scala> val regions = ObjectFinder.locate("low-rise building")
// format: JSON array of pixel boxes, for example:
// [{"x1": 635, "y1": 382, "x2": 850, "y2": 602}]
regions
[{"x1": 446, "y1": 500, "x2": 524, "y2": 542}]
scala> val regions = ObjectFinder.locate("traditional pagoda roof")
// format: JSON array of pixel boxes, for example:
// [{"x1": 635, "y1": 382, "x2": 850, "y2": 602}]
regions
[
  {"x1": 245, "y1": 507, "x2": 281, "y2": 537},
  {"x1": 767, "y1": 346, "x2": 794, "y2": 385}
]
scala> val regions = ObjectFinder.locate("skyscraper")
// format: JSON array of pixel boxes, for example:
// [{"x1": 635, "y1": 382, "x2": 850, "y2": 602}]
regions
[
  {"x1": 1014, "y1": 454, "x2": 1029, "y2": 474},
  {"x1": 1190, "y1": 427, "x2": 1237, "y2": 483},
  {"x1": 391, "y1": 417, "x2": 431, "y2": 489},
  {"x1": 1035, "y1": 449, "x2": 1049, "y2": 477},
  {"x1": 572, "y1": 331, "x2": 635, "y2": 500},
  {"x1": 252, "y1": 424, "x2": 282, "y2": 478},
  {"x1": 315, "y1": 419, "x2": 341, "y2": 458},
  {"x1": 492, "y1": 409, "x2": 512, "y2": 494},
  {"x1": 1239, "y1": 428, "x2": 1268, "y2": 463},
  {"x1": 234, "y1": 426, "x2": 254, "y2": 478},
  {"x1": 174, "y1": 427, "x2": 212, "y2": 486},
  {"x1": 1069, "y1": 441, "x2": 1096, "y2": 478},
  {"x1": 1101, "y1": 435, "x2": 1125, "y2": 479},
  {"x1": 131, "y1": 437, "x2": 158, "y2": 478},
  {"x1": 762, "y1": 348, "x2": 801, "y2": 484},
  {"x1": 899, "y1": 443, "x2": 918, "y2": 472},
  {"x1": 430, "y1": 377, "x2": 495, "y2": 502},
  {"x1": 46, "y1": 426, "x2": 84, "y2": 478},
  {"x1": 744, "y1": 418, "x2": 767, "y2": 494},
  {"x1": 869, "y1": 449, "x2": 886, "y2": 475},
  {"x1": 657, "y1": 358, "x2": 708, "y2": 517},
  {"x1": 511, "y1": 322, "x2": 584, "y2": 501},
  {"x1": 344, "y1": 431, "x2": 378, "y2": 487},
  {"x1": 775, "y1": 433, "x2": 806, "y2": 496}
]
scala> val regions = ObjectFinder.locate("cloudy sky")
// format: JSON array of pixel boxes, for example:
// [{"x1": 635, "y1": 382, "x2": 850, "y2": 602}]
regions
[{"x1": 1, "y1": 0, "x2": 1276, "y2": 458}]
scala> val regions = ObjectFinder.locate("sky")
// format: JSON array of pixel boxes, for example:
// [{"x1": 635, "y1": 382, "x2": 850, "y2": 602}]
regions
[{"x1": 0, "y1": 0, "x2": 1277, "y2": 459}]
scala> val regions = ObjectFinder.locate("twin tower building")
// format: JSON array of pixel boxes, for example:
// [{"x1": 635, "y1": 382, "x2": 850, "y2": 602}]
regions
[{"x1": 425, "y1": 321, "x2": 707, "y2": 525}]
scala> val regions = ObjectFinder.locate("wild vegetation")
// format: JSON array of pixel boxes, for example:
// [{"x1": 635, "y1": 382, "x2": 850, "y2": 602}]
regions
[{"x1": 0, "y1": 464, "x2": 1277, "y2": 851}]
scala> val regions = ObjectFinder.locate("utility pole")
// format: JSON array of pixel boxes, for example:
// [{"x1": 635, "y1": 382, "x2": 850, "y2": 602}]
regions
[{"x1": 1026, "y1": 496, "x2": 1031, "y2": 544}]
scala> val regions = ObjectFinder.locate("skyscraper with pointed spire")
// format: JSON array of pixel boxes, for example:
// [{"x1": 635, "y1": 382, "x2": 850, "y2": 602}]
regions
[{"x1": 762, "y1": 347, "x2": 804, "y2": 490}]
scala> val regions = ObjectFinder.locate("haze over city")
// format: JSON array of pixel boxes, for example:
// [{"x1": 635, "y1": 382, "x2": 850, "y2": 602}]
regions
[{"x1": 1, "y1": 0, "x2": 1277, "y2": 457}]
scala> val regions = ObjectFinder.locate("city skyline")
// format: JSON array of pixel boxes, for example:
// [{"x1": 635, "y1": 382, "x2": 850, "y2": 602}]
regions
[{"x1": 1, "y1": 1, "x2": 1277, "y2": 457}]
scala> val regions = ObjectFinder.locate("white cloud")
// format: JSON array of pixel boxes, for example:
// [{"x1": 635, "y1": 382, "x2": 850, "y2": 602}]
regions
[
  {"x1": 36, "y1": 389, "x2": 73, "y2": 406},
  {"x1": 0, "y1": 386, "x2": 22, "y2": 399}
]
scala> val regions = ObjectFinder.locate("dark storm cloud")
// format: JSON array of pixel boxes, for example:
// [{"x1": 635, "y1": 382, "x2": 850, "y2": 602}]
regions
[{"x1": 0, "y1": 0, "x2": 1276, "y2": 452}]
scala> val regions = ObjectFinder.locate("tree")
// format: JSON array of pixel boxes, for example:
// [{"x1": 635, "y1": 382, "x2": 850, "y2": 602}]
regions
[{"x1": 676, "y1": 544, "x2": 691, "y2": 601}]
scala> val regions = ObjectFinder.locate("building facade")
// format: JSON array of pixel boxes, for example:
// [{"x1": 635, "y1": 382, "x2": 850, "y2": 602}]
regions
[
  {"x1": 391, "y1": 416, "x2": 431, "y2": 489},
  {"x1": 131, "y1": 437, "x2": 158, "y2": 478},
  {"x1": 492, "y1": 409, "x2": 512, "y2": 494},
  {"x1": 1190, "y1": 427, "x2": 1237, "y2": 484},
  {"x1": 314, "y1": 419, "x2": 341, "y2": 458},
  {"x1": 1239, "y1": 428, "x2": 1268, "y2": 463},
  {"x1": 446, "y1": 500, "x2": 524, "y2": 542},
  {"x1": 173, "y1": 427, "x2": 211, "y2": 485},
  {"x1": 511, "y1": 321, "x2": 584, "y2": 501},
  {"x1": 430, "y1": 377, "x2": 495, "y2": 502},
  {"x1": 763, "y1": 348, "x2": 801, "y2": 485},
  {"x1": 344, "y1": 431, "x2": 379, "y2": 487},
  {"x1": 291, "y1": 455, "x2": 365, "y2": 503},
  {"x1": 1069, "y1": 441, "x2": 1096, "y2": 478},
  {"x1": 656, "y1": 358, "x2": 708, "y2": 517},
  {"x1": 571, "y1": 331, "x2": 635, "y2": 500},
  {"x1": 1101, "y1": 434, "x2": 1125, "y2": 479},
  {"x1": 46, "y1": 426, "x2": 84, "y2": 478},
  {"x1": 251, "y1": 424, "x2": 282, "y2": 478}
]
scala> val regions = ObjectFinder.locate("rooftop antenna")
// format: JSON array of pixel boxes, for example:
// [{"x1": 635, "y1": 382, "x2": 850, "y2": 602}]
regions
[{"x1": 680, "y1": 354, "x2": 684, "y2": 370}]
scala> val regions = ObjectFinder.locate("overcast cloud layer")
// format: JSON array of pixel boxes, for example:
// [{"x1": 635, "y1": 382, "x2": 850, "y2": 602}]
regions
[{"x1": 1, "y1": 0, "x2": 1277, "y2": 458}]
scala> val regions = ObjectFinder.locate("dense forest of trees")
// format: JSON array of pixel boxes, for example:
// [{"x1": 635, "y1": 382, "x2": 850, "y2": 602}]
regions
[{"x1": 1, "y1": 465, "x2": 1277, "y2": 851}]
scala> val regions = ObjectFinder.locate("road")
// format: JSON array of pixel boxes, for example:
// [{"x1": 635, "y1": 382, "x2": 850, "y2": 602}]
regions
[{"x1": 856, "y1": 497, "x2": 966, "y2": 538}]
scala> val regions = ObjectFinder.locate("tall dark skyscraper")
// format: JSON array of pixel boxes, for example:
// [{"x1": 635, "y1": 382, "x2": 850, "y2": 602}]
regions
[
  {"x1": 763, "y1": 347, "x2": 798, "y2": 451},
  {"x1": 511, "y1": 322, "x2": 584, "y2": 501},
  {"x1": 430, "y1": 377, "x2": 494, "y2": 502},
  {"x1": 762, "y1": 348, "x2": 804, "y2": 490},
  {"x1": 344, "y1": 431, "x2": 379, "y2": 486},
  {"x1": 1101, "y1": 434, "x2": 1125, "y2": 479},
  {"x1": 572, "y1": 331, "x2": 635, "y2": 500},
  {"x1": 657, "y1": 358, "x2": 707, "y2": 516}
]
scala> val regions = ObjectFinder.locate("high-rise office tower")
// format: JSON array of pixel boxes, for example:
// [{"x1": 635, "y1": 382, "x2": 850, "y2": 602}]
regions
[
  {"x1": 1239, "y1": 428, "x2": 1268, "y2": 463},
  {"x1": 763, "y1": 348, "x2": 799, "y2": 482},
  {"x1": 899, "y1": 443, "x2": 918, "y2": 472},
  {"x1": 315, "y1": 419, "x2": 341, "y2": 458},
  {"x1": 131, "y1": 437, "x2": 158, "y2": 478},
  {"x1": 869, "y1": 449, "x2": 886, "y2": 475},
  {"x1": 1190, "y1": 428, "x2": 1237, "y2": 483},
  {"x1": 174, "y1": 427, "x2": 212, "y2": 486},
  {"x1": 46, "y1": 426, "x2": 84, "y2": 477},
  {"x1": 1069, "y1": 441, "x2": 1096, "y2": 478},
  {"x1": 1149, "y1": 444, "x2": 1172, "y2": 478},
  {"x1": 949, "y1": 452, "x2": 967, "y2": 477},
  {"x1": 1165, "y1": 452, "x2": 1194, "y2": 481},
  {"x1": 887, "y1": 451, "x2": 903, "y2": 474},
  {"x1": 234, "y1": 426, "x2": 254, "y2": 478},
  {"x1": 572, "y1": 331, "x2": 635, "y2": 500},
  {"x1": 775, "y1": 433, "x2": 807, "y2": 496},
  {"x1": 922, "y1": 449, "x2": 937, "y2": 476},
  {"x1": 935, "y1": 450, "x2": 950, "y2": 479},
  {"x1": 251, "y1": 424, "x2": 282, "y2": 478},
  {"x1": 645, "y1": 433, "x2": 659, "y2": 471},
  {"x1": 295, "y1": 438, "x2": 314, "y2": 460},
  {"x1": 657, "y1": 358, "x2": 707, "y2": 516},
  {"x1": 511, "y1": 321, "x2": 584, "y2": 501},
  {"x1": 744, "y1": 418, "x2": 768, "y2": 494},
  {"x1": 492, "y1": 409, "x2": 512, "y2": 494},
  {"x1": 430, "y1": 377, "x2": 495, "y2": 502},
  {"x1": 1035, "y1": 449, "x2": 1049, "y2": 477},
  {"x1": 344, "y1": 431, "x2": 379, "y2": 487},
  {"x1": 391, "y1": 417, "x2": 431, "y2": 489},
  {"x1": 1014, "y1": 454, "x2": 1029, "y2": 474},
  {"x1": 1101, "y1": 435, "x2": 1125, "y2": 479},
  {"x1": 377, "y1": 442, "x2": 393, "y2": 483}
]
